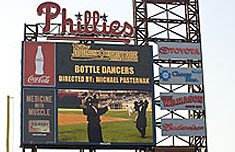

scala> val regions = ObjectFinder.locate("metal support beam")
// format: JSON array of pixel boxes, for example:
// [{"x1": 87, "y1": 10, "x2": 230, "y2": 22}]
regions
[{"x1": 133, "y1": 0, "x2": 149, "y2": 45}]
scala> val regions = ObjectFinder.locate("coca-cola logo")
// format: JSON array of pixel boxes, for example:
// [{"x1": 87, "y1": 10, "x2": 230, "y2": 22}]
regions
[{"x1": 28, "y1": 75, "x2": 50, "y2": 84}]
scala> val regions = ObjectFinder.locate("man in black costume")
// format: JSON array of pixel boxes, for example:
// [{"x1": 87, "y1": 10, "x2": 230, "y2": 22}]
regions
[
  {"x1": 82, "y1": 95, "x2": 110, "y2": 143},
  {"x1": 136, "y1": 99, "x2": 149, "y2": 138},
  {"x1": 133, "y1": 101, "x2": 139, "y2": 122}
]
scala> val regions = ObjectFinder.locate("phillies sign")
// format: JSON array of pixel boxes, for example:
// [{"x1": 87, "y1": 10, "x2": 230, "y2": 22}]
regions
[
  {"x1": 37, "y1": 2, "x2": 134, "y2": 43},
  {"x1": 158, "y1": 42, "x2": 201, "y2": 60}
]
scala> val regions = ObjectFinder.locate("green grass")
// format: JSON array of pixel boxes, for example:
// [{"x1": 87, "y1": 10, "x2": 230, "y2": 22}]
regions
[
  {"x1": 104, "y1": 110, "x2": 137, "y2": 119},
  {"x1": 58, "y1": 123, "x2": 87, "y2": 142},
  {"x1": 58, "y1": 110, "x2": 154, "y2": 143}
]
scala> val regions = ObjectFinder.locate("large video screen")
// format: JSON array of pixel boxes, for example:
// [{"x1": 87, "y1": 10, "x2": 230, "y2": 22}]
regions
[{"x1": 21, "y1": 41, "x2": 155, "y2": 147}]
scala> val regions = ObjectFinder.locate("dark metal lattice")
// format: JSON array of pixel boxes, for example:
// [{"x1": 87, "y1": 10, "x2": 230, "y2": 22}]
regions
[{"x1": 132, "y1": 0, "x2": 207, "y2": 152}]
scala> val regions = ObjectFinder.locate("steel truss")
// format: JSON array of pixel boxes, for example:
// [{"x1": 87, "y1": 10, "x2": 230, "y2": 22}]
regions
[
  {"x1": 24, "y1": 23, "x2": 94, "y2": 43},
  {"x1": 133, "y1": 0, "x2": 207, "y2": 152},
  {"x1": 24, "y1": 23, "x2": 128, "y2": 43}
]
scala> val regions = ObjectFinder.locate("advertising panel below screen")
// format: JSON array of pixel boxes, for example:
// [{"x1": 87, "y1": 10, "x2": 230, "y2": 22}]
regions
[
  {"x1": 161, "y1": 119, "x2": 206, "y2": 136},
  {"x1": 160, "y1": 93, "x2": 204, "y2": 110},
  {"x1": 22, "y1": 88, "x2": 56, "y2": 144}
]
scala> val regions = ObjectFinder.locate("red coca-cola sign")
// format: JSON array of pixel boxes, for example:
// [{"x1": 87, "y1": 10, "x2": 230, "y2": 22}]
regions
[{"x1": 23, "y1": 42, "x2": 55, "y2": 86}]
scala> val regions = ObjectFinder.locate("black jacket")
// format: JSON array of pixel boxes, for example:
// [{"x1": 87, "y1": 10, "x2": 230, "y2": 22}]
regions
[
  {"x1": 136, "y1": 101, "x2": 148, "y2": 127},
  {"x1": 83, "y1": 105, "x2": 108, "y2": 142}
]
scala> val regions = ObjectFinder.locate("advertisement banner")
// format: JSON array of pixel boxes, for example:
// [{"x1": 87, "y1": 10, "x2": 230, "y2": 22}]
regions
[
  {"x1": 22, "y1": 88, "x2": 55, "y2": 144},
  {"x1": 159, "y1": 67, "x2": 202, "y2": 85},
  {"x1": 158, "y1": 42, "x2": 201, "y2": 60},
  {"x1": 161, "y1": 119, "x2": 206, "y2": 136},
  {"x1": 160, "y1": 93, "x2": 204, "y2": 110},
  {"x1": 23, "y1": 42, "x2": 55, "y2": 87}
]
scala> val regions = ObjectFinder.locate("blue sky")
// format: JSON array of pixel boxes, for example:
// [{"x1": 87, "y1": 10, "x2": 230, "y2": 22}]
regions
[{"x1": 0, "y1": 0, "x2": 234, "y2": 152}]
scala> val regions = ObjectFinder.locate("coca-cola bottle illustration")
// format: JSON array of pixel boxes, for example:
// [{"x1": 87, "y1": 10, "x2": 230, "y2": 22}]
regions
[{"x1": 35, "y1": 45, "x2": 44, "y2": 75}]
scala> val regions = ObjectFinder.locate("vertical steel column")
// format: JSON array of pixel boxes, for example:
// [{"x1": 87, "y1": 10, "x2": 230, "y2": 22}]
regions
[
  {"x1": 133, "y1": 0, "x2": 148, "y2": 45},
  {"x1": 185, "y1": 0, "x2": 201, "y2": 42}
]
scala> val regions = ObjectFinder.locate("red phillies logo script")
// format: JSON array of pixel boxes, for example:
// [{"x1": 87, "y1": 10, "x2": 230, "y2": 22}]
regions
[{"x1": 37, "y1": 2, "x2": 134, "y2": 43}]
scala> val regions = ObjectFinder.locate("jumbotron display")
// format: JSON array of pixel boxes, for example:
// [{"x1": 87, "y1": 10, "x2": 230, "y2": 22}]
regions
[{"x1": 21, "y1": 41, "x2": 155, "y2": 147}]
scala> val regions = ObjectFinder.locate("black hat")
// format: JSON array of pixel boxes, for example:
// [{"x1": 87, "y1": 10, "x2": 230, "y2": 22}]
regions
[
  {"x1": 82, "y1": 92, "x2": 88, "y2": 97},
  {"x1": 81, "y1": 92, "x2": 88, "y2": 99},
  {"x1": 85, "y1": 97, "x2": 93, "y2": 106}
]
